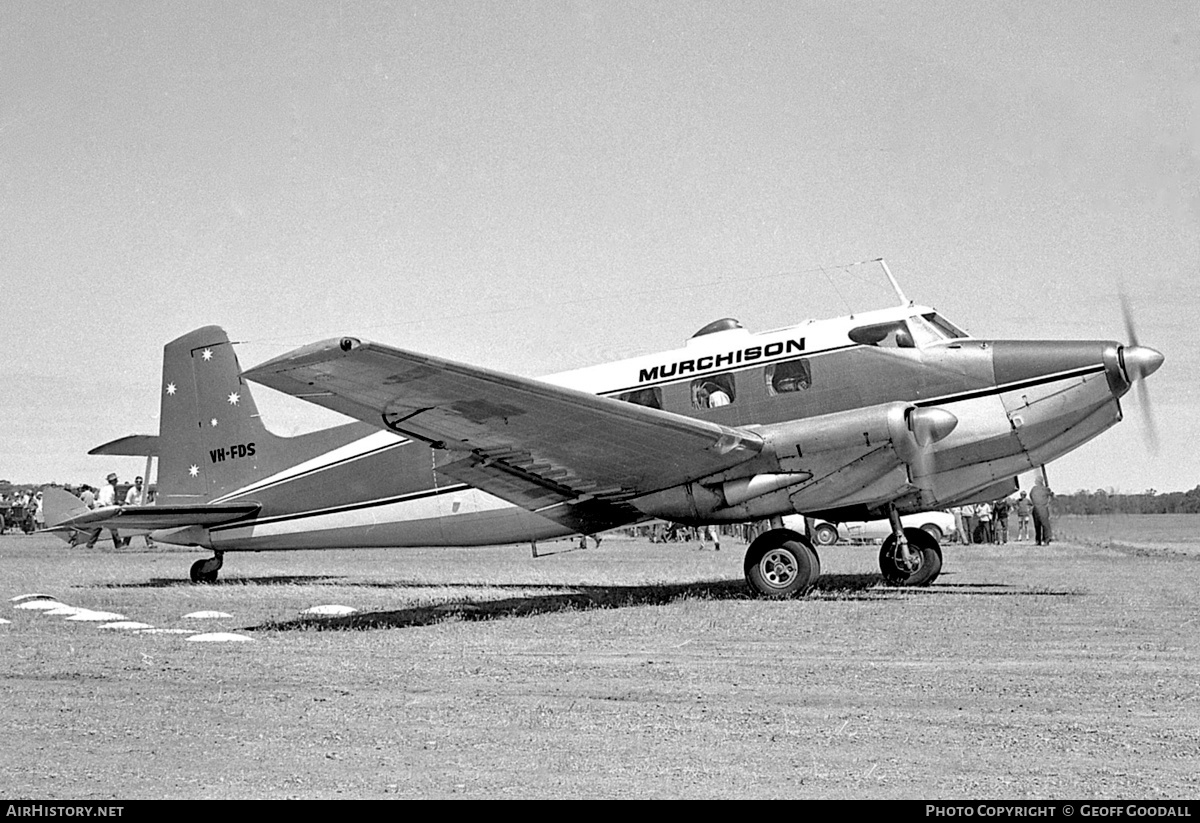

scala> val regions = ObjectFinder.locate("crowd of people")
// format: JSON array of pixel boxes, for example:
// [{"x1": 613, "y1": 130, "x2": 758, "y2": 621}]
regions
[
  {"x1": 951, "y1": 477, "x2": 1055, "y2": 545},
  {"x1": 0, "y1": 472, "x2": 156, "y2": 547}
]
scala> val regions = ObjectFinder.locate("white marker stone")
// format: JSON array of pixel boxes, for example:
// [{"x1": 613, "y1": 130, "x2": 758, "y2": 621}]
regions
[
  {"x1": 11, "y1": 593, "x2": 59, "y2": 603},
  {"x1": 300, "y1": 604, "x2": 358, "y2": 616},
  {"x1": 15, "y1": 600, "x2": 66, "y2": 611},
  {"x1": 99, "y1": 621, "x2": 154, "y2": 630},
  {"x1": 136, "y1": 628, "x2": 196, "y2": 635},
  {"x1": 187, "y1": 632, "x2": 252, "y2": 643},
  {"x1": 0, "y1": 618, "x2": 11, "y2": 625},
  {"x1": 43, "y1": 605, "x2": 85, "y2": 616},
  {"x1": 182, "y1": 611, "x2": 233, "y2": 619},
  {"x1": 67, "y1": 610, "x2": 128, "y2": 622}
]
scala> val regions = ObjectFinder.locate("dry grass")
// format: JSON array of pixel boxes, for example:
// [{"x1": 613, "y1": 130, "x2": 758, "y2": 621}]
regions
[{"x1": 2, "y1": 527, "x2": 1198, "y2": 799}]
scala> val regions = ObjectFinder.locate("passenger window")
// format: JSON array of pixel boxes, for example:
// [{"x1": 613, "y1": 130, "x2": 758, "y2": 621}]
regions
[
  {"x1": 615, "y1": 388, "x2": 663, "y2": 410},
  {"x1": 766, "y1": 359, "x2": 812, "y2": 395},
  {"x1": 691, "y1": 374, "x2": 735, "y2": 409}
]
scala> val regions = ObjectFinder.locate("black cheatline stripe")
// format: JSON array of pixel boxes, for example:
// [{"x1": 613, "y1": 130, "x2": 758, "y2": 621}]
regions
[
  {"x1": 913, "y1": 365, "x2": 1105, "y2": 408},
  {"x1": 208, "y1": 483, "x2": 471, "y2": 532},
  {"x1": 599, "y1": 343, "x2": 858, "y2": 396},
  {"x1": 210, "y1": 437, "x2": 410, "y2": 503}
]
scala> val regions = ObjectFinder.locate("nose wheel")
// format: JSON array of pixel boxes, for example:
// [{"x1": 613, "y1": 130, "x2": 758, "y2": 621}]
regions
[
  {"x1": 190, "y1": 552, "x2": 224, "y2": 584},
  {"x1": 879, "y1": 527, "x2": 942, "y2": 586}
]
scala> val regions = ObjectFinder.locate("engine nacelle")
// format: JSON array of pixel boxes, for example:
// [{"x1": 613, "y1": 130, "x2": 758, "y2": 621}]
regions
[{"x1": 631, "y1": 401, "x2": 956, "y2": 523}]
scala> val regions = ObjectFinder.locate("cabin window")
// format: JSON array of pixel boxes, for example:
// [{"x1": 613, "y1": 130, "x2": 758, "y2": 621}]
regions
[
  {"x1": 615, "y1": 387, "x2": 663, "y2": 410},
  {"x1": 690, "y1": 374, "x2": 735, "y2": 409},
  {"x1": 766, "y1": 358, "x2": 812, "y2": 395}
]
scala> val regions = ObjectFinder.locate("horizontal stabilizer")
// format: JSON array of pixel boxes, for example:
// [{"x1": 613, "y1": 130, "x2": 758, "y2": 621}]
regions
[
  {"x1": 41, "y1": 487, "x2": 258, "y2": 532},
  {"x1": 88, "y1": 434, "x2": 160, "y2": 457}
]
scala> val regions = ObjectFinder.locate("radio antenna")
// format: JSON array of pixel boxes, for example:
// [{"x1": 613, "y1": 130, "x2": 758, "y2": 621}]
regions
[{"x1": 878, "y1": 258, "x2": 911, "y2": 306}]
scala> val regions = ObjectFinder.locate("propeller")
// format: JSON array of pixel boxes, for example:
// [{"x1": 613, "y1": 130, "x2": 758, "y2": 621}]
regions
[{"x1": 1118, "y1": 290, "x2": 1164, "y2": 452}]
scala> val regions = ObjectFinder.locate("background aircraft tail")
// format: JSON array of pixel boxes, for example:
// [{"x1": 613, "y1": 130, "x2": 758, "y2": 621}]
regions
[
  {"x1": 157, "y1": 327, "x2": 377, "y2": 506},
  {"x1": 41, "y1": 487, "x2": 90, "y2": 530}
]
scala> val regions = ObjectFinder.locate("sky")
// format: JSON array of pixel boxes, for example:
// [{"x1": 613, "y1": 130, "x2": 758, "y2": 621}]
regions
[{"x1": 2, "y1": 1, "x2": 1197, "y2": 494}]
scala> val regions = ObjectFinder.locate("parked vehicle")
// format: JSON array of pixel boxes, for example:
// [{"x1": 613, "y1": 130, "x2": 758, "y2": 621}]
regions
[{"x1": 784, "y1": 511, "x2": 958, "y2": 546}]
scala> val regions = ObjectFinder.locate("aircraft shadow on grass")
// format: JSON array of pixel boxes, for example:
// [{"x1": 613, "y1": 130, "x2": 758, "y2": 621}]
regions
[
  {"x1": 99, "y1": 575, "x2": 349, "y2": 589},
  {"x1": 246, "y1": 573, "x2": 1078, "y2": 633}
]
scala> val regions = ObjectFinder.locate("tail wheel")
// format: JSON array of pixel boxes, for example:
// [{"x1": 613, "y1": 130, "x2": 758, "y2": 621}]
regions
[
  {"x1": 879, "y1": 527, "x2": 942, "y2": 586},
  {"x1": 812, "y1": 523, "x2": 839, "y2": 546},
  {"x1": 744, "y1": 529, "x2": 820, "y2": 597},
  {"x1": 190, "y1": 554, "x2": 223, "y2": 584}
]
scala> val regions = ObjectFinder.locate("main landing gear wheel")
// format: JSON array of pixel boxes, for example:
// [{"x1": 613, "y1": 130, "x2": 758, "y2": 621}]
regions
[
  {"x1": 190, "y1": 553, "x2": 223, "y2": 584},
  {"x1": 879, "y1": 527, "x2": 942, "y2": 587},
  {"x1": 744, "y1": 529, "x2": 821, "y2": 598}
]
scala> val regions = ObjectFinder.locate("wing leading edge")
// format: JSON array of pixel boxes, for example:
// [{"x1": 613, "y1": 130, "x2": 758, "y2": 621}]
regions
[{"x1": 242, "y1": 337, "x2": 764, "y2": 533}]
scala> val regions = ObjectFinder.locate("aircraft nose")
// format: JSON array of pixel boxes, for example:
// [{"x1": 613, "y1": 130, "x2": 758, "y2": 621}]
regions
[{"x1": 1122, "y1": 345, "x2": 1164, "y2": 382}]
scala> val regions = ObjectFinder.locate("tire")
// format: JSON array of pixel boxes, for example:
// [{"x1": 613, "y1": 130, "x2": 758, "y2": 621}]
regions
[
  {"x1": 879, "y1": 527, "x2": 942, "y2": 586},
  {"x1": 744, "y1": 532, "x2": 819, "y2": 598},
  {"x1": 190, "y1": 558, "x2": 220, "y2": 584},
  {"x1": 919, "y1": 524, "x2": 943, "y2": 543},
  {"x1": 813, "y1": 523, "x2": 839, "y2": 546}
]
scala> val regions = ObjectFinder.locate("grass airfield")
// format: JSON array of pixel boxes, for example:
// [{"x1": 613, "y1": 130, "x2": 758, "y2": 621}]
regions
[{"x1": 2, "y1": 519, "x2": 1198, "y2": 799}]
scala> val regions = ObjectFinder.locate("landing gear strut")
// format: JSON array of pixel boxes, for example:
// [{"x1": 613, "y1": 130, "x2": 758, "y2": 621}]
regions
[
  {"x1": 879, "y1": 507, "x2": 942, "y2": 586},
  {"x1": 190, "y1": 552, "x2": 224, "y2": 584},
  {"x1": 744, "y1": 528, "x2": 821, "y2": 597}
]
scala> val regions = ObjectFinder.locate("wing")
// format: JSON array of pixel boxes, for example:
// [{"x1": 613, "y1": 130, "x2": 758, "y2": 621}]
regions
[
  {"x1": 242, "y1": 338, "x2": 763, "y2": 533},
  {"x1": 41, "y1": 488, "x2": 259, "y2": 532}
]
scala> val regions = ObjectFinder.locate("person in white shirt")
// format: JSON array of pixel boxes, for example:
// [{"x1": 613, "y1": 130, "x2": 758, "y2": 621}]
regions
[
  {"x1": 123, "y1": 476, "x2": 155, "y2": 548},
  {"x1": 85, "y1": 472, "x2": 126, "y2": 549}
]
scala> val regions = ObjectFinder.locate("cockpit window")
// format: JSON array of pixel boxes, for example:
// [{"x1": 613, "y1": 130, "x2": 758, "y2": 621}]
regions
[
  {"x1": 848, "y1": 321, "x2": 915, "y2": 349},
  {"x1": 921, "y1": 312, "x2": 968, "y2": 339},
  {"x1": 851, "y1": 314, "x2": 969, "y2": 349}
]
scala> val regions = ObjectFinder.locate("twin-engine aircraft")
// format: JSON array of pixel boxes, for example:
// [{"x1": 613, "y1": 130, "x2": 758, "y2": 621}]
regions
[{"x1": 47, "y1": 267, "x2": 1163, "y2": 595}]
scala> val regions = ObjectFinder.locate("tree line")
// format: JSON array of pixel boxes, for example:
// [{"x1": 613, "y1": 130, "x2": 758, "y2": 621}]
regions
[{"x1": 1053, "y1": 486, "x2": 1200, "y2": 515}]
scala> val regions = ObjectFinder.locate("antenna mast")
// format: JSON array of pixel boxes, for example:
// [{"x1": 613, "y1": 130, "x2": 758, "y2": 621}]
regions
[{"x1": 878, "y1": 258, "x2": 911, "y2": 306}]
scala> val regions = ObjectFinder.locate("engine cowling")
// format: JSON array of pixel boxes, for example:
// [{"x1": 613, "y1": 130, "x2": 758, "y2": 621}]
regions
[{"x1": 632, "y1": 402, "x2": 956, "y2": 522}]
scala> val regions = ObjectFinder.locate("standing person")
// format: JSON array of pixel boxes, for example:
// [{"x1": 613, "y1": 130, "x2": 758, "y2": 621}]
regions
[
  {"x1": 977, "y1": 501, "x2": 993, "y2": 544},
  {"x1": 123, "y1": 476, "x2": 156, "y2": 548},
  {"x1": 1030, "y1": 476, "x2": 1054, "y2": 546},
  {"x1": 85, "y1": 473, "x2": 125, "y2": 549},
  {"x1": 700, "y1": 523, "x2": 721, "y2": 551},
  {"x1": 966, "y1": 504, "x2": 981, "y2": 544},
  {"x1": 993, "y1": 496, "x2": 1011, "y2": 544},
  {"x1": 33, "y1": 492, "x2": 45, "y2": 530},
  {"x1": 950, "y1": 506, "x2": 969, "y2": 544},
  {"x1": 1014, "y1": 491, "x2": 1032, "y2": 541},
  {"x1": 79, "y1": 485, "x2": 96, "y2": 509}
]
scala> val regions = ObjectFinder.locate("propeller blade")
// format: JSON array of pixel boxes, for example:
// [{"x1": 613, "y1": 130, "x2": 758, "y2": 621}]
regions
[
  {"x1": 1119, "y1": 289, "x2": 1139, "y2": 347},
  {"x1": 1117, "y1": 286, "x2": 1161, "y2": 452},
  {"x1": 1136, "y1": 381, "x2": 1160, "y2": 454}
]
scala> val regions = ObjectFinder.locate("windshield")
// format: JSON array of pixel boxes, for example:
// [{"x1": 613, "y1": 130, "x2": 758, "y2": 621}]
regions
[{"x1": 907, "y1": 312, "x2": 969, "y2": 347}]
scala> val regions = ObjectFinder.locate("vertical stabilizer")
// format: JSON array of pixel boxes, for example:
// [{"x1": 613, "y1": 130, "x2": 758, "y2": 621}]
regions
[{"x1": 157, "y1": 327, "x2": 270, "y2": 504}]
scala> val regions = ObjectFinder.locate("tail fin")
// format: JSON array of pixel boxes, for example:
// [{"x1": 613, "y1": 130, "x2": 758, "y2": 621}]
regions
[{"x1": 157, "y1": 327, "x2": 375, "y2": 505}]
